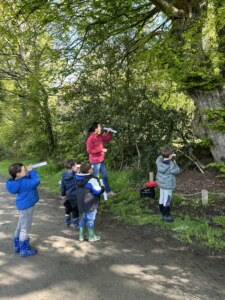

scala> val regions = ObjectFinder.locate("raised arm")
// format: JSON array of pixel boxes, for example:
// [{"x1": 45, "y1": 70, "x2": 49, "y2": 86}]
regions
[{"x1": 101, "y1": 131, "x2": 112, "y2": 142}]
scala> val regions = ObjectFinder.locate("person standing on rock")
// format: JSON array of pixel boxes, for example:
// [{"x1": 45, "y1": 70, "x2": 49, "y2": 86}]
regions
[
  {"x1": 86, "y1": 121, "x2": 116, "y2": 197},
  {"x1": 6, "y1": 163, "x2": 40, "y2": 257}
]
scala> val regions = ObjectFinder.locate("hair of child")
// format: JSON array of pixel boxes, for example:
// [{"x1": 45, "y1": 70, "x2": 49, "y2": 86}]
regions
[
  {"x1": 8, "y1": 163, "x2": 24, "y2": 179},
  {"x1": 80, "y1": 162, "x2": 92, "y2": 174},
  {"x1": 64, "y1": 159, "x2": 76, "y2": 169},
  {"x1": 161, "y1": 147, "x2": 173, "y2": 158}
]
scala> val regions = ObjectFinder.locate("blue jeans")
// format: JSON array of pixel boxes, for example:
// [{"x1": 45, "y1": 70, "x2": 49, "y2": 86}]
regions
[
  {"x1": 14, "y1": 206, "x2": 34, "y2": 241},
  {"x1": 80, "y1": 210, "x2": 97, "y2": 229},
  {"x1": 92, "y1": 162, "x2": 111, "y2": 193}
]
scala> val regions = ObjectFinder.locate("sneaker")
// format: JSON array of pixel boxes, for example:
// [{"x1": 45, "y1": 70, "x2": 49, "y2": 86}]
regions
[
  {"x1": 107, "y1": 191, "x2": 116, "y2": 196},
  {"x1": 162, "y1": 216, "x2": 174, "y2": 222}
]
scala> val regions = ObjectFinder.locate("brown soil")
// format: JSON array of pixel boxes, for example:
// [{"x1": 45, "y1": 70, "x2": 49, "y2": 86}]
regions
[
  {"x1": 176, "y1": 168, "x2": 225, "y2": 194},
  {"x1": 141, "y1": 168, "x2": 225, "y2": 218}
]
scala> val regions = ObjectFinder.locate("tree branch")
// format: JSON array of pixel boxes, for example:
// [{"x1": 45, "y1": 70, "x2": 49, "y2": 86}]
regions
[{"x1": 150, "y1": 0, "x2": 184, "y2": 18}]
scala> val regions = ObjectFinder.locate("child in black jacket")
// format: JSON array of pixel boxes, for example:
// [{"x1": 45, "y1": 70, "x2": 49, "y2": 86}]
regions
[{"x1": 76, "y1": 162, "x2": 104, "y2": 242}]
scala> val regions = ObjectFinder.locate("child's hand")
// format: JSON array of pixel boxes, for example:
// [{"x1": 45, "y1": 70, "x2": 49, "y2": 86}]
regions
[
  {"x1": 103, "y1": 148, "x2": 107, "y2": 153},
  {"x1": 26, "y1": 165, "x2": 33, "y2": 172},
  {"x1": 60, "y1": 196, "x2": 65, "y2": 200},
  {"x1": 72, "y1": 165, "x2": 77, "y2": 172}
]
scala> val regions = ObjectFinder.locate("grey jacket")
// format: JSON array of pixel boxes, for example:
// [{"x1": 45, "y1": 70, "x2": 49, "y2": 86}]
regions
[{"x1": 156, "y1": 155, "x2": 180, "y2": 189}]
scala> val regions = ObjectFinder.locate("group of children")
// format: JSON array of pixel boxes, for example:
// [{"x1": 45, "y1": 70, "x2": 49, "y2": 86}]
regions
[
  {"x1": 6, "y1": 160, "x2": 105, "y2": 257},
  {"x1": 5, "y1": 146, "x2": 180, "y2": 257},
  {"x1": 60, "y1": 160, "x2": 104, "y2": 242}
]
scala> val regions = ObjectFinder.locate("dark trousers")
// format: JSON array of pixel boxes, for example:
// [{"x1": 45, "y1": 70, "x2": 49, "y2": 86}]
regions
[{"x1": 63, "y1": 196, "x2": 79, "y2": 218}]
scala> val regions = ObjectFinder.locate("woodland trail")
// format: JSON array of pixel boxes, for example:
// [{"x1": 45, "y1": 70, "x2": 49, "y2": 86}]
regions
[{"x1": 0, "y1": 175, "x2": 225, "y2": 300}]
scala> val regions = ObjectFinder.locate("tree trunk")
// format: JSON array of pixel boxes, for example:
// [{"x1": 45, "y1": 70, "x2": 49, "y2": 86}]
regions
[
  {"x1": 189, "y1": 89, "x2": 225, "y2": 161},
  {"x1": 41, "y1": 92, "x2": 55, "y2": 154}
]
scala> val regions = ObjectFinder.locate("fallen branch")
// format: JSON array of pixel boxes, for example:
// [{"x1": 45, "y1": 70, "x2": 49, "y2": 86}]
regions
[{"x1": 177, "y1": 149, "x2": 205, "y2": 174}]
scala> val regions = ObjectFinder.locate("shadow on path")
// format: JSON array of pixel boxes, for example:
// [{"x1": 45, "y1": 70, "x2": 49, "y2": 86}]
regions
[{"x1": 0, "y1": 176, "x2": 225, "y2": 300}]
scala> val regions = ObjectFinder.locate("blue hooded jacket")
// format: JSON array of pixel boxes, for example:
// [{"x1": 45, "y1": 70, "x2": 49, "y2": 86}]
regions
[
  {"x1": 6, "y1": 170, "x2": 40, "y2": 210},
  {"x1": 76, "y1": 173, "x2": 104, "y2": 213},
  {"x1": 156, "y1": 155, "x2": 180, "y2": 189}
]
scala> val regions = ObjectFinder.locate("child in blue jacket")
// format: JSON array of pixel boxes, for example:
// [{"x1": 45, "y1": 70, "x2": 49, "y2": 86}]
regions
[
  {"x1": 6, "y1": 163, "x2": 40, "y2": 257},
  {"x1": 76, "y1": 162, "x2": 104, "y2": 242},
  {"x1": 156, "y1": 147, "x2": 180, "y2": 222}
]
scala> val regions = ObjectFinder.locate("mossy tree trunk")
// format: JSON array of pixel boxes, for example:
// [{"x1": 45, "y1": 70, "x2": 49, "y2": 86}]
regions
[{"x1": 189, "y1": 89, "x2": 225, "y2": 161}]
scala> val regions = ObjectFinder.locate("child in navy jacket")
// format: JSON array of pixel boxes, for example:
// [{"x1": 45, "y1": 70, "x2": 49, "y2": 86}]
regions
[
  {"x1": 6, "y1": 163, "x2": 40, "y2": 257},
  {"x1": 60, "y1": 159, "x2": 79, "y2": 229}
]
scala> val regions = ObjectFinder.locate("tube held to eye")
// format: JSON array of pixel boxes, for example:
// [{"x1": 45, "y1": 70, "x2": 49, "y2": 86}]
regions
[
  {"x1": 103, "y1": 127, "x2": 117, "y2": 133},
  {"x1": 32, "y1": 161, "x2": 48, "y2": 168}
]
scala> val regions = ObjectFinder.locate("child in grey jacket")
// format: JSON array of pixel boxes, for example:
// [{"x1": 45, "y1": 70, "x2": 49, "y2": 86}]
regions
[{"x1": 156, "y1": 147, "x2": 180, "y2": 222}]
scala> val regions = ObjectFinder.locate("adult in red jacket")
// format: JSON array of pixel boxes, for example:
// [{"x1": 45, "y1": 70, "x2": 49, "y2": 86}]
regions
[{"x1": 86, "y1": 122, "x2": 116, "y2": 196}]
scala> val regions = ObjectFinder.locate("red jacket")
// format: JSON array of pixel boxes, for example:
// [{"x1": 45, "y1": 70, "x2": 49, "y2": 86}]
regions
[{"x1": 86, "y1": 131, "x2": 112, "y2": 163}]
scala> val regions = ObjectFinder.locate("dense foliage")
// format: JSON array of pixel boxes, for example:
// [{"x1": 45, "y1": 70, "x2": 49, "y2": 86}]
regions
[{"x1": 1, "y1": 1, "x2": 225, "y2": 173}]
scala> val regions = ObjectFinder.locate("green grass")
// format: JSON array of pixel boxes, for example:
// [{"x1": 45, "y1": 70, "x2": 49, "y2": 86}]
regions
[
  {"x1": 212, "y1": 216, "x2": 225, "y2": 228},
  {"x1": 1, "y1": 159, "x2": 225, "y2": 251}
]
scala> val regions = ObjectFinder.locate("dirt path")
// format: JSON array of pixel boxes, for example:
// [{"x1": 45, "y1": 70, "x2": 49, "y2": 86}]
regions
[{"x1": 0, "y1": 175, "x2": 225, "y2": 300}]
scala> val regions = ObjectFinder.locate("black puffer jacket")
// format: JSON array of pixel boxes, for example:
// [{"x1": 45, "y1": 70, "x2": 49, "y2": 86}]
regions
[
  {"x1": 61, "y1": 170, "x2": 77, "y2": 197},
  {"x1": 76, "y1": 173, "x2": 104, "y2": 213}
]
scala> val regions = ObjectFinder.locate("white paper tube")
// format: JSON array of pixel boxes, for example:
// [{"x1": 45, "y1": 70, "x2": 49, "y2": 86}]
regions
[
  {"x1": 103, "y1": 127, "x2": 117, "y2": 134},
  {"x1": 32, "y1": 161, "x2": 48, "y2": 168},
  {"x1": 100, "y1": 179, "x2": 108, "y2": 201}
]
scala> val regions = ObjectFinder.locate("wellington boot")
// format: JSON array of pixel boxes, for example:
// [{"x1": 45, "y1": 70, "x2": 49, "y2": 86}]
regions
[
  {"x1": 88, "y1": 228, "x2": 101, "y2": 242},
  {"x1": 13, "y1": 237, "x2": 20, "y2": 253},
  {"x1": 72, "y1": 218, "x2": 80, "y2": 230},
  {"x1": 65, "y1": 214, "x2": 71, "y2": 227},
  {"x1": 159, "y1": 204, "x2": 164, "y2": 215},
  {"x1": 20, "y1": 239, "x2": 37, "y2": 257},
  {"x1": 79, "y1": 227, "x2": 85, "y2": 242}
]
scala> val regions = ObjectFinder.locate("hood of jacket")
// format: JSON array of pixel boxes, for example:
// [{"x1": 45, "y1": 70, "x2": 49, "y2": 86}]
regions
[
  {"x1": 6, "y1": 178, "x2": 22, "y2": 194},
  {"x1": 156, "y1": 156, "x2": 172, "y2": 173},
  {"x1": 76, "y1": 173, "x2": 92, "y2": 188},
  {"x1": 62, "y1": 170, "x2": 76, "y2": 182}
]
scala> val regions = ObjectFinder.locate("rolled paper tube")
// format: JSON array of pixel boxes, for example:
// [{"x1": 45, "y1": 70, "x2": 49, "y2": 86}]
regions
[
  {"x1": 103, "y1": 127, "x2": 117, "y2": 133},
  {"x1": 32, "y1": 161, "x2": 48, "y2": 168},
  {"x1": 100, "y1": 179, "x2": 108, "y2": 201}
]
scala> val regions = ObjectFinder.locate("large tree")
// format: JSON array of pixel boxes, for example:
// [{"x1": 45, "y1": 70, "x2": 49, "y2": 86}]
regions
[
  {"x1": 149, "y1": 0, "x2": 225, "y2": 161},
  {"x1": 48, "y1": 0, "x2": 225, "y2": 161},
  {"x1": 3, "y1": 0, "x2": 225, "y2": 161},
  {"x1": 0, "y1": 1, "x2": 66, "y2": 156}
]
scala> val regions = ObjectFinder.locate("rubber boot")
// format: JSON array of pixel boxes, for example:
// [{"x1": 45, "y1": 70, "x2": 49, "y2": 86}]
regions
[
  {"x1": 13, "y1": 237, "x2": 20, "y2": 253},
  {"x1": 159, "y1": 204, "x2": 164, "y2": 215},
  {"x1": 88, "y1": 228, "x2": 101, "y2": 242},
  {"x1": 72, "y1": 218, "x2": 80, "y2": 230},
  {"x1": 19, "y1": 239, "x2": 37, "y2": 257},
  {"x1": 79, "y1": 227, "x2": 85, "y2": 242},
  {"x1": 65, "y1": 214, "x2": 71, "y2": 227},
  {"x1": 162, "y1": 206, "x2": 174, "y2": 222}
]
